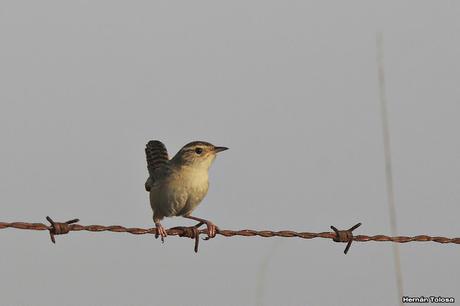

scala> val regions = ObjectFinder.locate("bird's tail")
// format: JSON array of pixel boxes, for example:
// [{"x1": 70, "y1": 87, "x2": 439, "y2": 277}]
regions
[{"x1": 145, "y1": 140, "x2": 169, "y2": 176}]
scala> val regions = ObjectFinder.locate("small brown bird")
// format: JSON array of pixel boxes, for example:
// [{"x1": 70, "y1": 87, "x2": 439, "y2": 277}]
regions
[{"x1": 145, "y1": 140, "x2": 228, "y2": 241}]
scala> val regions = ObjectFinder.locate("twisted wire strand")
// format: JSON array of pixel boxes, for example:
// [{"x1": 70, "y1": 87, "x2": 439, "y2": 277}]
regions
[{"x1": 1, "y1": 221, "x2": 459, "y2": 244}]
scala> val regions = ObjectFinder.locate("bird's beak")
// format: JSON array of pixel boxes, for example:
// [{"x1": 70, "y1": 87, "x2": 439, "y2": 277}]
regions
[{"x1": 214, "y1": 146, "x2": 229, "y2": 153}]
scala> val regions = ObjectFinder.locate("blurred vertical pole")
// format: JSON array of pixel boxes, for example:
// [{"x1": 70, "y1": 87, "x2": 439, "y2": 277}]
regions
[{"x1": 376, "y1": 32, "x2": 404, "y2": 306}]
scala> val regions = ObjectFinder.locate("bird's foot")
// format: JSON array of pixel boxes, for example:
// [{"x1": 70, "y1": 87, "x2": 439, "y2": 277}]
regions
[
  {"x1": 194, "y1": 220, "x2": 218, "y2": 239},
  {"x1": 155, "y1": 223, "x2": 167, "y2": 243}
]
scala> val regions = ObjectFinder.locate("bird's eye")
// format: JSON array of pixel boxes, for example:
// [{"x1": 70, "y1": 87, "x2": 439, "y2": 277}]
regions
[{"x1": 195, "y1": 148, "x2": 203, "y2": 154}]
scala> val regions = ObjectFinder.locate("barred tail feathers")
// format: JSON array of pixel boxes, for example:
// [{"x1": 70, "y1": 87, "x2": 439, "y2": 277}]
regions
[{"x1": 145, "y1": 140, "x2": 169, "y2": 177}]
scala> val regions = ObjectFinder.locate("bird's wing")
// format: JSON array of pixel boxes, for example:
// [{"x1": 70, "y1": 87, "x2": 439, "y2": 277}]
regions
[{"x1": 145, "y1": 140, "x2": 170, "y2": 191}]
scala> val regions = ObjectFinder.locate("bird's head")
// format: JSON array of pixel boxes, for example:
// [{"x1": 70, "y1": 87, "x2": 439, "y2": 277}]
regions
[{"x1": 172, "y1": 141, "x2": 228, "y2": 170}]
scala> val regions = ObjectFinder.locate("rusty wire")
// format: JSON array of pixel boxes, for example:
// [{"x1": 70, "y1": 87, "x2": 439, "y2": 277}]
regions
[{"x1": 1, "y1": 217, "x2": 459, "y2": 254}]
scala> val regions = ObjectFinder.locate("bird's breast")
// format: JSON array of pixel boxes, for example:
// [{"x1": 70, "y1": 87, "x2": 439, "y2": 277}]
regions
[
  {"x1": 150, "y1": 167, "x2": 210, "y2": 217},
  {"x1": 178, "y1": 168, "x2": 209, "y2": 212},
  {"x1": 181, "y1": 168, "x2": 209, "y2": 196}
]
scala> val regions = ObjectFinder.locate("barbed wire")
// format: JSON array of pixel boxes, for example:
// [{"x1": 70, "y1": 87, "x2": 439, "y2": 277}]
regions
[{"x1": 1, "y1": 217, "x2": 459, "y2": 254}]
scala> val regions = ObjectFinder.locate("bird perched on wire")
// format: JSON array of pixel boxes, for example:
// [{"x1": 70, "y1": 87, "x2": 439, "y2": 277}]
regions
[{"x1": 145, "y1": 140, "x2": 228, "y2": 242}]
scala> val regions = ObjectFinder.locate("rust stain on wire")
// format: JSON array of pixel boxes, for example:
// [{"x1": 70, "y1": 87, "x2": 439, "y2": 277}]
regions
[{"x1": 1, "y1": 218, "x2": 459, "y2": 253}]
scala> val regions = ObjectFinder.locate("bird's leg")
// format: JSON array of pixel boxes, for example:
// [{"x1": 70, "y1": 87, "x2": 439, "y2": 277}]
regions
[
  {"x1": 183, "y1": 215, "x2": 218, "y2": 238},
  {"x1": 154, "y1": 218, "x2": 167, "y2": 243}
]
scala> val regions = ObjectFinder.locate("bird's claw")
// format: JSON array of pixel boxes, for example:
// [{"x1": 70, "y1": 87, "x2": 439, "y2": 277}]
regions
[
  {"x1": 155, "y1": 224, "x2": 167, "y2": 243},
  {"x1": 194, "y1": 221, "x2": 218, "y2": 239}
]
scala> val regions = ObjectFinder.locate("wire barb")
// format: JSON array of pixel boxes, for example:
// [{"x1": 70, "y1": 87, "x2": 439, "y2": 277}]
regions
[
  {"x1": 331, "y1": 223, "x2": 362, "y2": 254},
  {"x1": 168, "y1": 222, "x2": 218, "y2": 253},
  {"x1": 46, "y1": 216, "x2": 80, "y2": 244}
]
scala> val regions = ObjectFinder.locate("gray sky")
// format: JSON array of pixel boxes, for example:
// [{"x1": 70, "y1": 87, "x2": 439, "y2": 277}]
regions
[{"x1": 0, "y1": 1, "x2": 459, "y2": 305}]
